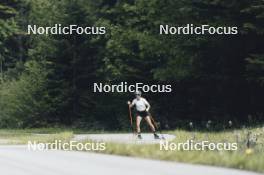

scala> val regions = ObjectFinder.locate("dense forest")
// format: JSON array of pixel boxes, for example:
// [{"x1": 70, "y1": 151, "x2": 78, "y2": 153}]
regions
[{"x1": 0, "y1": 0, "x2": 263, "y2": 129}]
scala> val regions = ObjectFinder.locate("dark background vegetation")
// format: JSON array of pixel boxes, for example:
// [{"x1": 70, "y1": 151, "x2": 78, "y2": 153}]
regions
[{"x1": 0, "y1": 0, "x2": 263, "y2": 130}]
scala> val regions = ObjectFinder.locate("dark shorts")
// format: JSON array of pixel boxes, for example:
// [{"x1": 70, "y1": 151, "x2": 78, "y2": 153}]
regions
[{"x1": 136, "y1": 111, "x2": 151, "y2": 118}]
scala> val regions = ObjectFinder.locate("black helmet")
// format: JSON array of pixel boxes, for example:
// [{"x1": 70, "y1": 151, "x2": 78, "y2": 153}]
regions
[{"x1": 134, "y1": 90, "x2": 142, "y2": 96}]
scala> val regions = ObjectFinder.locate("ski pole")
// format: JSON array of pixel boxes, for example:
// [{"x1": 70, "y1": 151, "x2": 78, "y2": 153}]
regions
[{"x1": 128, "y1": 103, "x2": 134, "y2": 134}]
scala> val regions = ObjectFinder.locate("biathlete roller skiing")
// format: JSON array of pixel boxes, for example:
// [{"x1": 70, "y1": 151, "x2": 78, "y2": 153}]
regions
[{"x1": 127, "y1": 91, "x2": 160, "y2": 140}]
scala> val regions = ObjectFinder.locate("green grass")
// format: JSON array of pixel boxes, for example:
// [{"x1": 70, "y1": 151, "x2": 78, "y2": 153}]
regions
[
  {"x1": 94, "y1": 127, "x2": 264, "y2": 173},
  {"x1": 0, "y1": 127, "x2": 111, "y2": 145},
  {"x1": 0, "y1": 128, "x2": 74, "y2": 144}
]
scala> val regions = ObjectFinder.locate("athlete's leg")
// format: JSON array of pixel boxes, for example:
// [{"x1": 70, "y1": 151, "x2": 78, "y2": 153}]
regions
[
  {"x1": 136, "y1": 116, "x2": 142, "y2": 133},
  {"x1": 145, "y1": 116, "x2": 156, "y2": 132},
  {"x1": 145, "y1": 116, "x2": 160, "y2": 139}
]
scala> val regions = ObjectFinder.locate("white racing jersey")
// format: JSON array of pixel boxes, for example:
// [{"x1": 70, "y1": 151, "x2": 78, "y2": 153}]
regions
[{"x1": 132, "y1": 97, "x2": 150, "y2": 112}]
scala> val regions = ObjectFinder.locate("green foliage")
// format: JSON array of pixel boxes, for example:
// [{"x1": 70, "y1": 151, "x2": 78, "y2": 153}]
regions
[
  {"x1": 0, "y1": 0, "x2": 23, "y2": 79},
  {"x1": 0, "y1": 0, "x2": 263, "y2": 128},
  {"x1": 0, "y1": 60, "x2": 49, "y2": 128},
  {"x1": 0, "y1": 0, "x2": 18, "y2": 19},
  {"x1": 246, "y1": 54, "x2": 264, "y2": 85}
]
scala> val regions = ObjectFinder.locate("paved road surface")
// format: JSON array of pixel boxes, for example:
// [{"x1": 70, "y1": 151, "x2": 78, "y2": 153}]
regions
[{"x1": 0, "y1": 145, "x2": 262, "y2": 175}]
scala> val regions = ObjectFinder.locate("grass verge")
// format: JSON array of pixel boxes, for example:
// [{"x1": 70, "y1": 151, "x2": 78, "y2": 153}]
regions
[
  {"x1": 92, "y1": 127, "x2": 264, "y2": 173},
  {"x1": 0, "y1": 128, "x2": 73, "y2": 144}
]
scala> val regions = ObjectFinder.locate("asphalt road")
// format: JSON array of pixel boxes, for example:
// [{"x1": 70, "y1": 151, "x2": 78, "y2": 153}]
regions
[{"x1": 0, "y1": 145, "x2": 262, "y2": 175}]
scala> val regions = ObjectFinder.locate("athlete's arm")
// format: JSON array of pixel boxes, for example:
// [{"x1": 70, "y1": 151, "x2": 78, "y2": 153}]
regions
[
  {"x1": 128, "y1": 99, "x2": 135, "y2": 108},
  {"x1": 144, "y1": 98, "x2": 151, "y2": 111}
]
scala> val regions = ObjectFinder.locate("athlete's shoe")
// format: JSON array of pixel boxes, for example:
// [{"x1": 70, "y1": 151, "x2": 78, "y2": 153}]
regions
[
  {"x1": 154, "y1": 133, "x2": 160, "y2": 139},
  {"x1": 137, "y1": 134, "x2": 142, "y2": 139}
]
